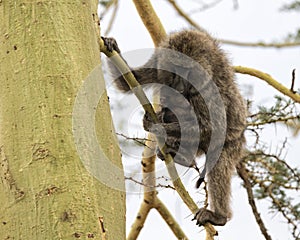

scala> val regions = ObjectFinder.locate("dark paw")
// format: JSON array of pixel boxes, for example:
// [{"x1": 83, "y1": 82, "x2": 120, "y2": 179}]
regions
[
  {"x1": 143, "y1": 112, "x2": 155, "y2": 132},
  {"x1": 193, "y1": 208, "x2": 227, "y2": 226},
  {"x1": 143, "y1": 110, "x2": 165, "y2": 132},
  {"x1": 101, "y1": 37, "x2": 120, "y2": 53},
  {"x1": 143, "y1": 109, "x2": 198, "y2": 167},
  {"x1": 156, "y1": 145, "x2": 196, "y2": 167}
]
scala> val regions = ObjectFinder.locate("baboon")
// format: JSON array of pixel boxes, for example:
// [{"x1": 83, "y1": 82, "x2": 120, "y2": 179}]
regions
[{"x1": 102, "y1": 29, "x2": 246, "y2": 226}]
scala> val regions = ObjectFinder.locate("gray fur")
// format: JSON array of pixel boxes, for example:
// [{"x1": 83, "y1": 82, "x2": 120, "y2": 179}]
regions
[{"x1": 103, "y1": 29, "x2": 247, "y2": 226}]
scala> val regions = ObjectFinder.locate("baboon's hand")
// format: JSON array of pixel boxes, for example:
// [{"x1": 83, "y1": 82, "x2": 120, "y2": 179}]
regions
[
  {"x1": 101, "y1": 37, "x2": 120, "y2": 53},
  {"x1": 143, "y1": 110, "x2": 197, "y2": 167},
  {"x1": 193, "y1": 208, "x2": 227, "y2": 226}
]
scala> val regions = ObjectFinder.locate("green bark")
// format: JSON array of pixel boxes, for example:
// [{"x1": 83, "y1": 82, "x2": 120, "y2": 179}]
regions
[{"x1": 0, "y1": 1, "x2": 125, "y2": 239}]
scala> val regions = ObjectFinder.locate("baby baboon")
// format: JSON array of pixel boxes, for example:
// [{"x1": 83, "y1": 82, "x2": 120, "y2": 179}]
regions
[{"x1": 102, "y1": 29, "x2": 246, "y2": 226}]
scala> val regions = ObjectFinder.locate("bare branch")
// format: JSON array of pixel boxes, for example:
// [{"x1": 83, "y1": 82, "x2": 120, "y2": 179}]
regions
[
  {"x1": 116, "y1": 132, "x2": 154, "y2": 147},
  {"x1": 234, "y1": 66, "x2": 300, "y2": 103},
  {"x1": 248, "y1": 115, "x2": 300, "y2": 127},
  {"x1": 104, "y1": 0, "x2": 119, "y2": 35},
  {"x1": 127, "y1": 136, "x2": 156, "y2": 239},
  {"x1": 155, "y1": 198, "x2": 189, "y2": 239},
  {"x1": 125, "y1": 176, "x2": 176, "y2": 190},
  {"x1": 236, "y1": 162, "x2": 273, "y2": 240},
  {"x1": 167, "y1": 0, "x2": 300, "y2": 48},
  {"x1": 167, "y1": 0, "x2": 204, "y2": 31},
  {"x1": 221, "y1": 39, "x2": 300, "y2": 48},
  {"x1": 132, "y1": 0, "x2": 167, "y2": 46},
  {"x1": 189, "y1": 0, "x2": 224, "y2": 14},
  {"x1": 126, "y1": 201, "x2": 152, "y2": 240}
]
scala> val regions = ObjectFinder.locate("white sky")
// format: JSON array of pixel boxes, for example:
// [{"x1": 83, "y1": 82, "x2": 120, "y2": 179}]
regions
[{"x1": 100, "y1": 1, "x2": 300, "y2": 239}]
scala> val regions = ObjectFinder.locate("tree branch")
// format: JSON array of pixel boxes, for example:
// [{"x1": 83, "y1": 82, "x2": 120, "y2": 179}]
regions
[
  {"x1": 167, "y1": 0, "x2": 300, "y2": 48},
  {"x1": 126, "y1": 133, "x2": 157, "y2": 239},
  {"x1": 125, "y1": 176, "x2": 176, "y2": 190},
  {"x1": 104, "y1": 0, "x2": 119, "y2": 35},
  {"x1": 236, "y1": 162, "x2": 273, "y2": 240},
  {"x1": 132, "y1": 0, "x2": 167, "y2": 46},
  {"x1": 167, "y1": 0, "x2": 205, "y2": 32},
  {"x1": 248, "y1": 115, "x2": 300, "y2": 127},
  {"x1": 126, "y1": 201, "x2": 152, "y2": 240},
  {"x1": 155, "y1": 198, "x2": 189, "y2": 239},
  {"x1": 234, "y1": 66, "x2": 300, "y2": 103},
  {"x1": 221, "y1": 39, "x2": 300, "y2": 48}
]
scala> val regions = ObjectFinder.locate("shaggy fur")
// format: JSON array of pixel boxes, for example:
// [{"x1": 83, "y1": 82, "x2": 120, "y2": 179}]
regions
[{"x1": 103, "y1": 29, "x2": 247, "y2": 226}]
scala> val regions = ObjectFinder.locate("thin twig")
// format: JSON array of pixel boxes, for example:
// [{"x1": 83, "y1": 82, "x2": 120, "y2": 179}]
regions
[
  {"x1": 104, "y1": 0, "x2": 119, "y2": 35},
  {"x1": 249, "y1": 151, "x2": 300, "y2": 183},
  {"x1": 267, "y1": 189, "x2": 300, "y2": 239},
  {"x1": 290, "y1": 69, "x2": 296, "y2": 93},
  {"x1": 125, "y1": 176, "x2": 176, "y2": 190},
  {"x1": 249, "y1": 155, "x2": 300, "y2": 239},
  {"x1": 189, "y1": 0, "x2": 224, "y2": 14},
  {"x1": 236, "y1": 162, "x2": 273, "y2": 240},
  {"x1": 248, "y1": 115, "x2": 300, "y2": 127},
  {"x1": 116, "y1": 132, "x2": 154, "y2": 147},
  {"x1": 167, "y1": 0, "x2": 204, "y2": 31},
  {"x1": 100, "y1": 0, "x2": 118, "y2": 19}
]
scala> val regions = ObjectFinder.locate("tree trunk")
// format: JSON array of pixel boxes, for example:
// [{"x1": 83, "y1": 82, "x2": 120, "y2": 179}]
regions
[{"x1": 0, "y1": 1, "x2": 125, "y2": 239}]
